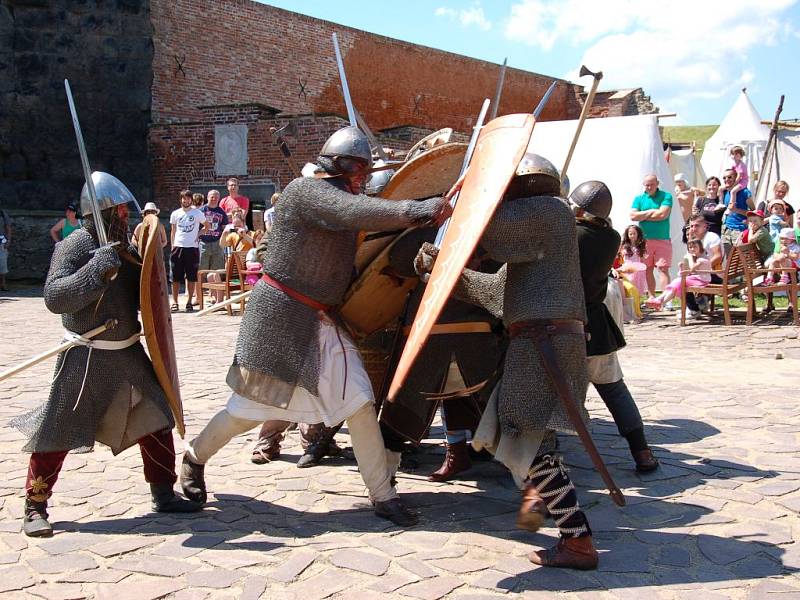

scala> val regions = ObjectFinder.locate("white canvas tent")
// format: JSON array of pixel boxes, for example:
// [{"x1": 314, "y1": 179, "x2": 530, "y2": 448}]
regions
[
  {"x1": 668, "y1": 147, "x2": 706, "y2": 188},
  {"x1": 700, "y1": 90, "x2": 769, "y2": 183},
  {"x1": 528, "y1": 114, "x2": 685, "y2": 271},
  {"x1": 754, "y1": 126, "x2": 800, "y2": 209}
]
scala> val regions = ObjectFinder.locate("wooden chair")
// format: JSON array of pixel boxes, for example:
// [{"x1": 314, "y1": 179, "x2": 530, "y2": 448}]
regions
[
  {"x1": 197, "y1": 251, "x2": 246, "y2": 315},
  {"x1": 197, "y1": 265, "x2": 225, "y2": 311},
  {"x1": 680, "y1": 243, "x2": 750, "y2": 326},
  {"x1": 741, "y1": 247, "x2": 799, "y2": 326}
]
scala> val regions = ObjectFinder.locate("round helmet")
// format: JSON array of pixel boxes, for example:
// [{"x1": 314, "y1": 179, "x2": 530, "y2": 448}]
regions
[
  {"x1": 569, "y1": 180, "x2": 613, "y2": 219},
  {"x1": 318, "y1": 126, "x2": 373, "y2": 176},
  {"x1": 505, "y1": 152, "x2": 561, "y2": 200},
  {"x1": 80, "y1": 172, "x2": 138, "y2": 217},
  {"x1": 365, "y1": 160, "x2": 394, "y2": 195}
]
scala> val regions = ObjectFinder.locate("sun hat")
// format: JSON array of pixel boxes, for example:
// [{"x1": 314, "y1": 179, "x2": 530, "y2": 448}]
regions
[{"x1": 142, "y1": 202, "x2": 160, "y2": 215}]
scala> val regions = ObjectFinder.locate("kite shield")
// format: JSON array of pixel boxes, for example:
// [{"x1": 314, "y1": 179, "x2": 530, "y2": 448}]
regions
[
  {"x1": 387, "y1": 113, "x2": 536, "y2": 401},
  {"x1": 139, "y1": 214, "x2": 185, "y2": 437}
]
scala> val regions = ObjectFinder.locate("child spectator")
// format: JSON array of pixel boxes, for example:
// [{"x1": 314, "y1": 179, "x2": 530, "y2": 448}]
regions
[
  {"x1": 764, "y1": 227, "x2": 800, "y2": 285},
  {"x1": 620, "y1": 224, "x2": 649, "y2": 296},
  {"x1": 646, "y1": 238, "x2": 710, "y2": 310},
  {"x1": 767, "y1": 199, "x2": 789, "y2": 242},
  {"x1": 739, "y1": 210, "x2": 774, "y2": 264},
  {"x1": 192, "y1": 192, "x2": 204, "y2": 208},
  {"x1": 729, "y1": 145, "x2": 749, "y2": 199}
]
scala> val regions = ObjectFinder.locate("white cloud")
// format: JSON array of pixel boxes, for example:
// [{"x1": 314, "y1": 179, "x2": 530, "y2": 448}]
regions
[
  {"x1": 435, "y1": 3, "x2": 492, "y2": 31},
  {"x1": 504, "y1": 0, "x2": 797, "y2": 115}
]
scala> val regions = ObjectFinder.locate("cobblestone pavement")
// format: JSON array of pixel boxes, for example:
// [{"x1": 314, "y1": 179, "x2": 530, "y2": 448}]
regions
[{"x1": 1, "y1": 289, "x2": 800, "y2": 599}]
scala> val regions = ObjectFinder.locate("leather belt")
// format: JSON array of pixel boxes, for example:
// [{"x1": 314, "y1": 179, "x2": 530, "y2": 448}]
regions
[
  {"x1": 402, "y1": 322, "x2": 493, "y2": 337},
  {"x1": 261, "y1": 273, "x2": 333, "y2": 312},
  {"x1": 508, "y1": 318, "x2": 625, "y2": 507},
  {"x1": 508, "y1": 319, "x2": 586, "y2": 340}
]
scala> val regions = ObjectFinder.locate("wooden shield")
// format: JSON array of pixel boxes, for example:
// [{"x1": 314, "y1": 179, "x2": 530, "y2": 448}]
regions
[
  {"x1": 139, "y1": 214, "x2": 185, "y2": 437},
  {"x1": 355, "y1": 142, "x2": 467, "y2": 273},
  {"x1": 387, "y1": 113, "x2": 536, "y2": 402},
  {"x1": 341, "y1": 229, "x2": 419, "y2": 340}
]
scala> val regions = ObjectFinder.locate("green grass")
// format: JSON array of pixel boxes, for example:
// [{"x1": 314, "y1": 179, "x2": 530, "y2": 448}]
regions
[{"x1": 661, "y1": 125, "x2": 718, "y2": 157}]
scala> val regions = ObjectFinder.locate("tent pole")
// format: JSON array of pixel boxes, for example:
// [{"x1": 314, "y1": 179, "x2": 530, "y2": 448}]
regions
[{"x1": 755, "y1": 95, "x2": 784, "y2": 203}]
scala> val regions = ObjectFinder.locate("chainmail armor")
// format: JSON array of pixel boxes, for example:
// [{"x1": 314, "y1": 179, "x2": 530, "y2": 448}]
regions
[
  {"x1": 10, "y1": 228, "x2": 174, "y2": 454},
  {"x1": 454, "y1": 195, "x2": 588, "y2": 438},
  {"x1": 227, "y1": 176, "x2": 445, "y2": 406}
]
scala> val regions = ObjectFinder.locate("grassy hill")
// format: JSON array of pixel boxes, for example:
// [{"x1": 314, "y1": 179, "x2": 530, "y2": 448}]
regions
[{"x1": 661, "y1": 125, "x2": 718, "y2": 157}]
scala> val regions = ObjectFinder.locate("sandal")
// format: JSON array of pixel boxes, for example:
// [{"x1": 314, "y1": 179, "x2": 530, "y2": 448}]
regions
[
  {"x1": 171, "y1": 303, "x2": 179, "y2": 312},
  {"x1": 185, "y1": 302, "x2": 194, "y2": 313}
]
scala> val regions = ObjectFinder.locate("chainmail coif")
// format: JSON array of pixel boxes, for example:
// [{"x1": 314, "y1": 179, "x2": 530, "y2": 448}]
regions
[
  {"x1": 454, "y1": 195, "x2": 588, "y2": 438},
  {"x1": 227, "y1": 175, "x2": 445, "y2": 407}
]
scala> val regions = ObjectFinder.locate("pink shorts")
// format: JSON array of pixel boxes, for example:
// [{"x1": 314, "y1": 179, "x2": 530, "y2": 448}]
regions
[{"x1": 643, "y1": 239, "x2": 672, "y2": 269}]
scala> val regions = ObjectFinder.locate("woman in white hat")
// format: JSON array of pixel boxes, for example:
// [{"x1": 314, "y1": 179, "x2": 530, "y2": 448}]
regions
[{"x1": 132, "y1": 202, "x2": 168, "y2": 250}]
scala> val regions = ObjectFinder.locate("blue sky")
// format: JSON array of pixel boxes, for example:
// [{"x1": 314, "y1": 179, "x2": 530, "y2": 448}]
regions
[{"x1": 258, "y1": 0, "x2": 799, "y2": 126}]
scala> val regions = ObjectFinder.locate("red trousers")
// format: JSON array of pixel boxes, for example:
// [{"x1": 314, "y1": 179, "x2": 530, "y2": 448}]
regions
[{"x1": 25, "y1": 429, "x2": 177, "y2": 502}]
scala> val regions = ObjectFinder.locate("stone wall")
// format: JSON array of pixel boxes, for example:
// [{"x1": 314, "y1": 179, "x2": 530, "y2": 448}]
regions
[{"x1": 0, "y1": 0, "x2": 153, "y2": 211}]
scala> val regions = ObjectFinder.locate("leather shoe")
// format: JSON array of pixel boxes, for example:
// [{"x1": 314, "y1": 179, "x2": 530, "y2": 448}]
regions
[
  {"x1": 633, "y1": 448, "x2": 659, "y2": 473},
  {"x1": 517, "y1": 483, "x2": 548, "y2": 532},
  {"x1": 528, "y1": 535, "x2": 599, "y2": 570},
  {"x1": 251, "y1": 438, "x2": 281, "y2": 464},
  {"x1": 428, "y1": 440, "x2": 471, "y2": 482},
  {"x1": 22, "y1": 499, "x2": 53, "y2": 538},
  {"x1": 150, "y1": 484, "x2": 203, "y2": 513},
  {"x1": 180, "y1": 452, "x2": 207, "y2": 504},
  {"x1": 374, "y1": 498, "x2": 418, "y2": 527}
]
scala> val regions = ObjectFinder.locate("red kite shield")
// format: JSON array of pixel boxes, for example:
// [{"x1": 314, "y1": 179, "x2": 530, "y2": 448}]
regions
[{"x1": 387, "y1": 113, "x2": 536, "y2": 401}]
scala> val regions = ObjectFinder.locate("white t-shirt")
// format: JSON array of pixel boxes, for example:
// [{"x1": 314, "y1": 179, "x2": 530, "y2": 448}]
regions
[
  {"x1": 702, "y1": 231, "x2": 721, "y2": 252},
  {"x1": 170, "y1": 207, "x2": 206, "y2": 248}
]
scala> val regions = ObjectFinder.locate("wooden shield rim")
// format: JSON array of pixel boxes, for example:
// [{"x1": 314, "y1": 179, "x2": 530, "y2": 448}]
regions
[
  {"x1": 387, "y1": 114, "x2": 536, "y2": 401},
  {"x1": 379, "y1": 142, "x2": 467, "y2": 200},
  {"x1": 140, "y1": 214, "x2": 185, "y2": 437}
]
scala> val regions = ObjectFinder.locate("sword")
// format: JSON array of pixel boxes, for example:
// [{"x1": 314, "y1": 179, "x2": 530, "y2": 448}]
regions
[
  {"x1": 195, "y1": 290, "x2": 252, "y2": 317},
  {"x1": 533, "y1": 81, "x2": 558, "y2": 119},
  {"x1": 332, "y1": 33, "x2": 357, "y2": 127},
  {"x1": 64, "y1": 79, "x2": 110, "y2": 247},
  {"x1": 433, "y1": 98, "x2": 491, "y2": 248},
  {"x1": 0, "y1": 319, "x2": 118, "y2": 383},
  {"x1": 528, "y1": 327, "x2": 625, "y2": 507}
]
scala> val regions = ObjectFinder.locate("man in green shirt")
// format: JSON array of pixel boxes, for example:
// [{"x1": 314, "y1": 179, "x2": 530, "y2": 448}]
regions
[{"x1": 630, "y1": 175, "x2": 673, "y2": 298}]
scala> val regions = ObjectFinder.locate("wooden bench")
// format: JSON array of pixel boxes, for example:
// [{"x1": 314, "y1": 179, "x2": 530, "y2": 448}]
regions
[
  {"x1": 740, "y1": 244, "x2": 799, "y2": 326},
  {"x1": 680, "y1": 243, "x2": 750, "y2": 326}
]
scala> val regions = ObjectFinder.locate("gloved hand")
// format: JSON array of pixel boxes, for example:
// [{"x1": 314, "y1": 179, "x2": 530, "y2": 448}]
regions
[
  {"x1": 92, "y1": 244, "x2": 122, "y2": 283},
  {"x1": 414, "y1": 242, "x2": 439, "y2": 278}
]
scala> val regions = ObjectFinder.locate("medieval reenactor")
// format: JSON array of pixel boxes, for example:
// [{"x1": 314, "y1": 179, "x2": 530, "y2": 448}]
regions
[
  {"x1": 569, "y1": 181, "x2": 658, "y2": 473},
  {"x1": 10, "y1": 172, "x2": 201, "y2": 537},
  {"x1": 379, "y1": 227, "x2": 505, "y2": 482},
  {"x1": 180, "y1": 126, "x2": 451, "y2": 526},
  {"x1": 416, "y1": 154, "x2": 600, "y2": 570}
]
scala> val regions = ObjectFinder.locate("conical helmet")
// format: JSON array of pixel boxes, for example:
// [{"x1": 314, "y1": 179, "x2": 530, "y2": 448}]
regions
[{"x1": 80, "y1": 172, "x2": 138, "y2": 217}]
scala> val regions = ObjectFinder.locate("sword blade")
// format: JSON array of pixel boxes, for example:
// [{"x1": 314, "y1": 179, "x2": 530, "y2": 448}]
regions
[
  {"x1": 64, "y1": 80, "x2": 108, "y2": 246},
  {"x1": 332, "y1": 33, "x2": 358, "y2": 127},
  {"x1": 434, "y1": 97, "x2": 491, "y2": 247},
  {"x1": 533, "y1": 81, "x2": 557, "y2": 119}
]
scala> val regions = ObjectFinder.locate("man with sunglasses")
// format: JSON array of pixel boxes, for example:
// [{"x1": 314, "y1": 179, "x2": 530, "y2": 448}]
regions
[
  {"x1": 720, "y1": 167, "x2": 754, "y2": 255},
  {"x1": 181, "y1": 126, "x2": 452, "y2": 526}
]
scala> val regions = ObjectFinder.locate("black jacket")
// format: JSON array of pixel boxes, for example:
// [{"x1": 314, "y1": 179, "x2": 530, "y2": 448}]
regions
[{"x1": 576, "y1": 219, "x2": 626, "y2": 356}]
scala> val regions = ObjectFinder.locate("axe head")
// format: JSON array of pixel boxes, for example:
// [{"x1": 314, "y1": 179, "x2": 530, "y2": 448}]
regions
[
  {"x1": 271, "y1": 121, "x2": 297, "y2": 139},
  {"x1": 579, "y1": 65, "x2": 603, "y2": 80}
]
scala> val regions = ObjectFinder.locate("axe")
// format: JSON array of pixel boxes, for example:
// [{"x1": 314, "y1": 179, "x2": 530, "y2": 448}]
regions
[
  {"x1": 270, "y1": 121, "x2": 301, "y2": 179},
  {"x1": 561, "y1": 65, "x2": 603, "y2": 184}
]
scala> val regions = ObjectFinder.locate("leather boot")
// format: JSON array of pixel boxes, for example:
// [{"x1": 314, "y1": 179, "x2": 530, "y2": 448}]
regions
[
  {"x1": 150, "y1": 484, "x2": 203, "y2": 513},
  {"x1": 23, "y1": 499, "x2": 53, "y2": 538},
  {"x1": 427, "y1": 440, "x2": 471, "y2": 482},
  {"x1": 632, "y1": 448, "x2": 659, "y2": 473},
  {"x1": 180, "y1": 452, "x2": 207, "y2": 504},
  {"x1": 374, "y1": 497, "x2": 418, "y2": 527},
  {"x1": 297, "y1": 434, "x2": 341, "y2": 469},
  {"x1": 251, "y1": 436, "x2": 281, "y2": 465},
  {"x1": 516, "y1": 483, "x2": 548, "y2": 532},
  {"x1": 528, "y1": 536, "x2": 599, "y2": 570}
]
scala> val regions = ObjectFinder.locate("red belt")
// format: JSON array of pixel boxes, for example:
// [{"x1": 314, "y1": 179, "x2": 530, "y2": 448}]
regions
[{"x1": 260, "y1": 273, "x2": 333, "y2": 312}]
